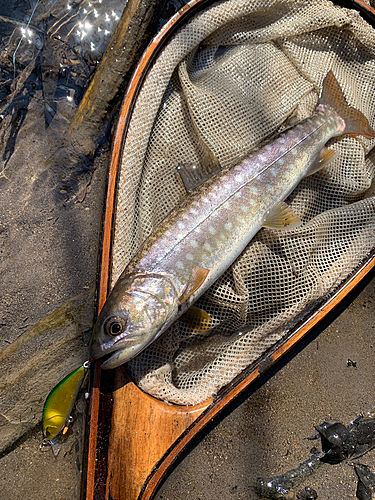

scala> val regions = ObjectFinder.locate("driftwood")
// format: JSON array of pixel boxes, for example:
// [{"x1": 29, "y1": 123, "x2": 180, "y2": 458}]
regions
[{"x1": 68, "y1": 0, "x2": 169, "y2": 157}]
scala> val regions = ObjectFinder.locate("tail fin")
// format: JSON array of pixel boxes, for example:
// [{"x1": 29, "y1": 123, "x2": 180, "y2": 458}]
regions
[{"x1": 318, "y1": 71, "x2": 375, "y2": 139}]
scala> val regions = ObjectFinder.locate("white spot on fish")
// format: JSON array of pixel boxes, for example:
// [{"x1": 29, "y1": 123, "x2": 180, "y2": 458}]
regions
[
  {"x1": 236, "y1": 215, "x2": 244, "y2": 223},
  {"x1": 208, "y1": 226, "x2": 216, "y2": 235},
  {"x1": 176, "y1": 261, "x2": 184, "y2": 270},
  {"x1": 249, "y1": 186, "x2": 258, "y2": 195},
  {"x1": 279, "y1": 136, "x2": 286, "y2": 144},
  {"x1": 241, "y1": 205, "x2": 249, "y2": 213},
  {"x1": 191, "y1": 240, "x2": 198, "y2": 248},
  {"x1": 270, "y1": 168, "x2": 278, "y2": 177},
  {"x1": 259, "y1": 155, "x2": 267, "y2": 162},
  {"x1": 224, "y1": 222, "x2": 233, "y2": 231},
  {"x1": 235, "y1": 174, "x2": 244, "y2": 183},
  {"x1": 202, "y1": 197, "x2": 210, "y2": 204},
  {"x1": 234, "y1": 191, "x2": 242, "y2": 199},
  {"x1": 190, "y1": 208, "x2": 199, "y2": 215},
  {"x1": 203, "y1": 242, "x2": 212, "y2": 251},
  {"x1": 266, "y1": 184, "x2": 274, "y2": 192},
  {"x1": 292, "y1": 148, "x2": 298, "y2": 157},
  {"x1": 186, "y1": 253, "x2": 194, "y2": 261},
  {"x1": 220, "y1": 232, "x2": 227, "y2": 240},
  {"x1": 177, "y1": 221, "x2": 185, "y2": 229},
  {"x1": 278, "y1": 157, "x2": 285, "y2": 166},
  {"x1": 224, "y1": 201, "x2": 231, "y2": 210}
]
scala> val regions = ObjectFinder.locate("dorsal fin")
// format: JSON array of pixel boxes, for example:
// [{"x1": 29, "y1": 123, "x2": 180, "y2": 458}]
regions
[
  {"x1": 177, "y1": 163, "x2": 211, "y2": 193},
  {"x1": 177, "y1": 150, "x2": 221, "y2": 193}
]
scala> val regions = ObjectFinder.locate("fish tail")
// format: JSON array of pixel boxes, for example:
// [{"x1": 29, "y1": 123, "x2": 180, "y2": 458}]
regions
[{"x1": 318, "y1": 71, "x2": 375, "y2": 139}]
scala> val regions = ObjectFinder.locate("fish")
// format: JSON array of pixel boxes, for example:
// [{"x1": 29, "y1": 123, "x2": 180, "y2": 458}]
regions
[
  {"x1": 41, "y1": 361, "x2": 89, "y2": 455},
  {"x1": 90, "y1": 71, "x2": 375, "y2": 369}
]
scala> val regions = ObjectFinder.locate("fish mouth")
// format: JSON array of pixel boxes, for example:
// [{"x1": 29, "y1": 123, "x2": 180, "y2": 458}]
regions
[
  {"x1": 100, "y1": 348, "x2": 130, "y2": 369},
  {"x1": 99, "y1": 337, "x2": 154, "y2": 369}
]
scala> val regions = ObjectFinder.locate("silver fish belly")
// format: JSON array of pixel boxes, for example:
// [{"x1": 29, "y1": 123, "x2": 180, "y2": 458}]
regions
[{"x1": 90, "y1": 72, "x2": 375, "y2": 368}]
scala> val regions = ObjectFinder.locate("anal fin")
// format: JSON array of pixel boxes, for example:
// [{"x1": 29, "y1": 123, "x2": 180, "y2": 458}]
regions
[
  {"x1": 306, "y1": 148, "x2": 337, "y2": 177},
  {"x1": 263, "y1": 201, "x2": 301, "y2": 231}
]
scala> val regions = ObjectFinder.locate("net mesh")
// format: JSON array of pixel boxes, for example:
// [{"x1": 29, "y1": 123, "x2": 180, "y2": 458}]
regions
[{"x1": 111, "y1": 0, "x2": 375, "y2": 405}]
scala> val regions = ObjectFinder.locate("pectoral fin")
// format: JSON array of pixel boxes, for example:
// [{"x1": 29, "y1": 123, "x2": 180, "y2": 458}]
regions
[
  {"x1": 179, "y1": 266, "x2": 210, "y2": 303},
  {"x1": 179, "y1": 306, "x2": 212, "y2": 332},
  {"x1": 263, "y1": 202, "x2": 301, "y2": 231},
  {"x1": 306, "y1": 148, "x2": 337, "y2": 176}
]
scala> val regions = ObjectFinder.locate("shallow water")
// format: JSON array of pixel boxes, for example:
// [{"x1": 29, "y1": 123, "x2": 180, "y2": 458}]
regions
[{"x1": 0, "y1": 0, "x2": 174, "y2": 498}]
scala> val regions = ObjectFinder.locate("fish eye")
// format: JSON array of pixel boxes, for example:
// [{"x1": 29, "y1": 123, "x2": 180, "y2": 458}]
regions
[
  {"x1": 44, "y1": 429, "x2": 51, "y2": 438},
  {"x1": 104, "y1": 316, "x2": 127, "y2": 336}
]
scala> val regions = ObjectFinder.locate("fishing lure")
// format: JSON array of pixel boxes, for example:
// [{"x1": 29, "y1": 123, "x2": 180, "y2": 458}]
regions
[{"x1": 40, "y1": 360, "x2": 90, "y2": 456}]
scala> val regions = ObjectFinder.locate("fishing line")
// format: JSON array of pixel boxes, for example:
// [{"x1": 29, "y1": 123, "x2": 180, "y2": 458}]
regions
[{"x1": 12, "y1": 0, "x2": 41, "y2": 79}]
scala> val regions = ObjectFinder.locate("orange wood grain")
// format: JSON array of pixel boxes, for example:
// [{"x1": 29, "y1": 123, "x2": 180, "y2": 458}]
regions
[{"x1": 104, "y1": 368, "x2": 211, "y2": 500}]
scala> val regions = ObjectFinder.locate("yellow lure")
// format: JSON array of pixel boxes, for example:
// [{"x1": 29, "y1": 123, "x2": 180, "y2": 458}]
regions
[{"x1": 42, "y1": 361, "x2": 89, "y2": 443}]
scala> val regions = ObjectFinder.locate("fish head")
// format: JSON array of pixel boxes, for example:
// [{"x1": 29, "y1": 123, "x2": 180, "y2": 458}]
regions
[{"x1": 90, "y1": 273, "x2": 179, "y2": 369}]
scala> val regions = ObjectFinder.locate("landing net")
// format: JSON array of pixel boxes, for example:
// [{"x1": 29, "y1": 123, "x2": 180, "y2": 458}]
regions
[{"x1": 111, "y1": 0, "x2": 375, "y2": 405}]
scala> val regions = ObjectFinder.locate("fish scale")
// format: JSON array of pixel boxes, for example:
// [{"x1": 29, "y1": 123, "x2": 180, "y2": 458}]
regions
[
  {"x1": 135, "y1": 108, "x2": 342, "y2": 293},
  {"x1": 90, "y1": 72, "x2": 375, "y2": 369}
]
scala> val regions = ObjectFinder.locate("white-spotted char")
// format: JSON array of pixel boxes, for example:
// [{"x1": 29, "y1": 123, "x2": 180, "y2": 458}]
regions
[{"x1": 90, "y1": 72, "x2": 375, "y2": 369}]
